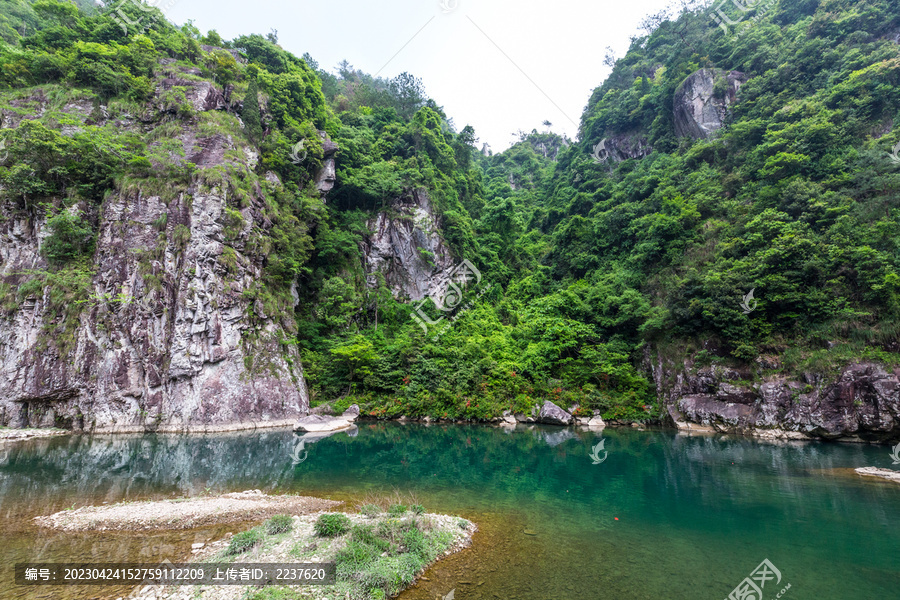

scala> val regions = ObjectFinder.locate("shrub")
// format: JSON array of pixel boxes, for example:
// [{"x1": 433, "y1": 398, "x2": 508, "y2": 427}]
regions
[
  {"x1": 359, "y1": 503, "x2": 381, "y2": 517},
  {"x1": 265, "y1": 514, "x2": 293, "y2": 535},
  {"x1": 409, "y1": 504, "x2": 425, "y2": 515},
  {"x1": 401, "y1": 527, "x2": 427, "y2": 557},
  {"x1": 173, "y1": 223, "x2": 191, "y2": 252},
  {"x1": 350, "y1": 524, "x2": 390, "y2": 552},
  {"x1": 314, "y1": 513, "x2": 351, "y2": 537},
  {"x1": 387, "y1": 503, "x2": 406, "y2": 516},
  {"x1": 41, "y1": 210, "x2": 94, "y2": 264},
  {"x1": 226, "y1": 528, "x2": 263, "y2": 555}
]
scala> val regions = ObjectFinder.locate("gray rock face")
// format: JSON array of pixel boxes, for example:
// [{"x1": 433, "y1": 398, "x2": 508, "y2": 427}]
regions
[
  {"x1": 293, "y1": 414, "x2": 355, "y2": 433},
  {"x1": 856, "y1": 467, "x2": 900, "y2": 483},
  {"x1": 359, "y1": 188, "x2": 456, "y2": 300},
  {"x1": 595, "y1": 133, "x2": 652, "y2": 163},
  {"x1": 315, "y1": 131, "x2": 338, "y2": 195},
  {"x1": 0, "y1": 86, "x2": 308, "y2": 433},
  {"x1": 341, "y1": 404, "x2": 360, "y2": 420},
  {"x1": 536, "y1": 400, "x2": 574, "y2": 426},
  {"x1": 649, "y1": 352, "x2": 900, "y2": 442},
  {"x1": 673, "y1": 69, "x2": 746, "y2": 139}
]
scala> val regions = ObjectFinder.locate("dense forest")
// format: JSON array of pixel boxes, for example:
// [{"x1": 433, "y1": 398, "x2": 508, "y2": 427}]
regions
[{"x1": 1, "y1": 0, "x2": 899, "y2": 423}]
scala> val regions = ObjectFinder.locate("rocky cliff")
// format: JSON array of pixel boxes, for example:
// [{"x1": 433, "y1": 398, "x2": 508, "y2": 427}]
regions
[
  {"x1": 359, "y1": 188, "x2": 456, "y2": 301},
  {"x1": 0, "y1": 71, "x2": 308, "y2": 432},
  {"x1": 673, "y1": 68, "x2": 746, "y2": 139},
  {"x1": 649, "y1": 351, "x2": 900, "y2": 442}
]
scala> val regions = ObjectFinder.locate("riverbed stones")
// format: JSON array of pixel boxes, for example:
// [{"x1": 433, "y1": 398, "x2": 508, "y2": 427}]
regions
[{"x1": 536, "y1": 400, "x2": 574, "y2": 426}]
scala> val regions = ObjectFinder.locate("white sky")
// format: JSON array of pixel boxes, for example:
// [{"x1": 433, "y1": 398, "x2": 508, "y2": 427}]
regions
[{"x1": 159, "y1": 0, "x2": 679, "y2": 150}]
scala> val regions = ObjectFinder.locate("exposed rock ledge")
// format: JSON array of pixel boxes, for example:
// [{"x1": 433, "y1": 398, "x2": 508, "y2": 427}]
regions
[
  {"x1": 35, "y1": 490, "x2": 341, "y2": 531},
  {"x1": 855, "y1": 467, "x2": 900, "y2": 483},
  {"x1": 650, "y1": 355, "x2": 900, "y2": 443},
  {"x1": 294, "y1": 404, "x2": 359, "y2": 432},
  {"x1": 0, "y1": 427, "x2": 68, "y2": 443}
]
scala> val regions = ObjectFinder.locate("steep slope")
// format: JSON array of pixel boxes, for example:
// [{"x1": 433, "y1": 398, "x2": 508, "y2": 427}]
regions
[
  {"x1": 2, "y1": 0, "x2": 899, "y2": 441},
  {"x1": 0, "y1": 6, "x2": 331, "y2": 431}
]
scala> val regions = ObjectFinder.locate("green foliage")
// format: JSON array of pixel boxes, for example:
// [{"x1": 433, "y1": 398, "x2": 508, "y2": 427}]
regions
[
  {"x1": 41, "y1": 210, "x2": 94, "y2": 264},
  {"x1": 332, "y1": 514, "x2": 457, "y2": 600},
  {"x1": 314, "y1": 513, "x2": 351, "y2": 537},
  {"x1": 242, "y1": 70, "x2": 263, "y2": 143},
  {"x1": 226, "y1": 528, "x2": 264, "y2": 555},
  {"x1": 2, "y1": 0, "x2": 899, "y2": 426},
  {"x1": 265, "y1": 514, "x2": 294, "y2": 535}
]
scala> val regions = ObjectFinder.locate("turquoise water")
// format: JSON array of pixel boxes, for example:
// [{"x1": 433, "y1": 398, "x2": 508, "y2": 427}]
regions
[{"x1": 1, "y1": 423, "x2": 899, "y2": 599}]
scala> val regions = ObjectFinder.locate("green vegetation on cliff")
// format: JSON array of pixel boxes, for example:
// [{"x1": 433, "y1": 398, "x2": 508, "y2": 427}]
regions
[{"x1": 1, "y1": 0, "x2": 899, "y2": 421}]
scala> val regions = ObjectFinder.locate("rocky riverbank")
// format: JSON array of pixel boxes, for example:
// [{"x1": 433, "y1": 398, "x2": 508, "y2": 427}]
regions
[
  {"x1": 0, "y1": 426, "x2": 68, "y2": 443},
  {"x1": 649, "y1": 355, "x2": 900, "y2": 443},
  {"x1": 35, "y1": 490, "x2": 341, "y2": 532},
  {"x1": 122, "y1": 504, "x2": 475, "y2": 600}
]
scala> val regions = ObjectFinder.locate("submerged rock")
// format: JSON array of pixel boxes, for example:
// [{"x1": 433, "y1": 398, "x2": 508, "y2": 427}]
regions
[{"x1": 855, "y1": 467, "x2": 900, "y2": 483}]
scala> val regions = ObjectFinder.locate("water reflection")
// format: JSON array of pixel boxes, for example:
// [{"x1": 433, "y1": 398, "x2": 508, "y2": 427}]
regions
[{"x1": 0, "y1": 423, "x2": 898, "y2": 599}]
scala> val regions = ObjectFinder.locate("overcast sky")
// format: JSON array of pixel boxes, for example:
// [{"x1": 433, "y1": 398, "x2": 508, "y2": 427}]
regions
[{"x1": 159, "y1": 0, "x2": 682, "y2": 150}]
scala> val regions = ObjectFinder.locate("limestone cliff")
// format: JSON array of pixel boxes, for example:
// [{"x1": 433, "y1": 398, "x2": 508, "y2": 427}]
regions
[
  {"x1": 0, "y1": 70, "x2": 308, "y2": 432},
  {"x1": 673, "y1": 68, "x2": 746, "y2": 139},
  {"x1": 648, "y1": 351, "x2": 900, "y2": 442},
  {"x1": 359, "y1": 188, "x2": 456, "y2": 301}
]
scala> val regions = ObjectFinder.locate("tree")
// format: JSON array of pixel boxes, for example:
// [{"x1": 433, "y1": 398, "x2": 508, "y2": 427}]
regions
[
  {"x1": 389, "y1": 72, "x2": 426, "y2": 119},
  {"x1": 329, "y1": 336, "x2": 377, "y2": 384},
  {"x1": 41, "y1": 210, "x2": 94, "y2": 264}
]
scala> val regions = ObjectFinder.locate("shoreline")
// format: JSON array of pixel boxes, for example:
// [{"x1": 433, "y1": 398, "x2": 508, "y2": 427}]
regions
[
  {"x1": 35, "y1": 490, "x2": 343, "y2": 532},
  {"x1": 3, "y1": 416, "x2": 897, "y2": 445},
  {"x1": 0, "y1": 427, "x2": 68, "y2": 443}
]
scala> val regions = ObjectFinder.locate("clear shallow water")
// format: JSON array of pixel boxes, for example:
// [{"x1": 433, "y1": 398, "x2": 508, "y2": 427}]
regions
[{"x1": 1, "y1": 423, "x2": 899, "y2": 599}]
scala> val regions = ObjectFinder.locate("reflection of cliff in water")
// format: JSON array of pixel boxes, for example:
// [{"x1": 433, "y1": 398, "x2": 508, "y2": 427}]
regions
[{"x1": 0, "y1": 423, "x2": 896, "y2": 534}]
